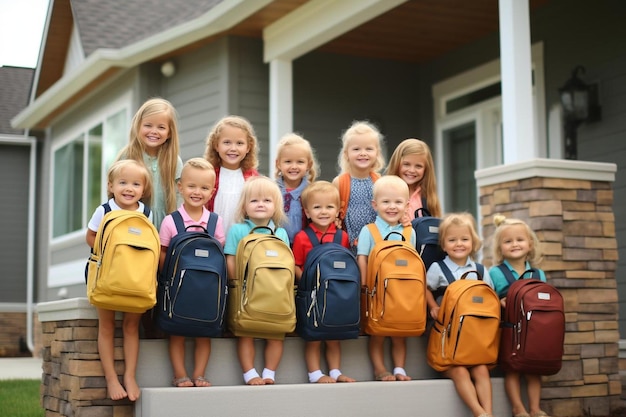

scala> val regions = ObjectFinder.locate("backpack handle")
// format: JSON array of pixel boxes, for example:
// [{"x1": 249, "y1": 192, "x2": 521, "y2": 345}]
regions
[
  {"x1": 414, "y1": 207, "x2": 431, "y2": 218},
  {"x1": 459, "y1": 269, "x2": 483, "y2": 281},
  {"x1": 383, "y1": 231, "x2": 406, "y2": 241},
  {"x1": 250, "y1": 225, "x2": 275, "y2": 235}
]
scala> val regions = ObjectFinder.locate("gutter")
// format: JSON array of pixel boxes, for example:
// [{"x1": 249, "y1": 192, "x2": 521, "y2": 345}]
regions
[{"x1": 11, "y1": 0, "x2": 273, "y2": 129}]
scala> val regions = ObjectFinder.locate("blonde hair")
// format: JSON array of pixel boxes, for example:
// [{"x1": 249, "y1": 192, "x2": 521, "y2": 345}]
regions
[
  {"x1": 301, "y1": 180, "x2": 340, "y2": 209},
  {"x1": 204, "y1": 115, "x2": 259, "y2": 171},
  {"x1": 439, "y1": 212, "x2": 482, "y2": 259},
  {"x1": 337, "y1": 120, "x2": 385, "y2": 175},
  {"x1": 385, "y1": 138, "x2": 441, "y2": 217},
  {"x1": 372, "y1": 175, "x2": 409, "y2": 200},
  {"x1": 274, "y1": 133, "x2": 319, "y2": 182},
  {"x1": 235, "y1": 176, "x2": 286, "y2": 227},
  {"x1": 107, "y1": 159, "x2": 152, "y2": 203},
  {"x1": 492, "y1": 214, "x2": 542, "y2": 266},
  {"x1": 117, "y1": 98, "x2": 180, "y2": 213},
  {"x1": 180, "y1": 157, "x2": 216, "y2": 183}
]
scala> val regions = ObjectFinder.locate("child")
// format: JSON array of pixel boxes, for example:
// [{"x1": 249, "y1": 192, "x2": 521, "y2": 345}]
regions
[
  {"x1": 274, "y1": 133, "x2": 320, "y2": 243},
  {"x1": 385, "y1": 138, "x2": 441, "y2": 219},
  {"x1": 158, "y1": 158, "x2": 225, "y2": 388},
  {"x1": 490, "y1": 215, "x2": 550, "y2": 417},
  {"x1": 204, "y1": 115, "x2": 260, "y2": 235},
  {"x1": 86, "y1": 159, "x2": 153, "y2": 401},
  {"x1": 292, "y1": 181, "x2": 355, "y2": 384},
  {"x1": 224, "y1": 176, "x2": 289, "y2": 385},
  {"x1": 332, "y1": 120, "x2": 385, "y2": 252},
  {"x1": 425, "y1": 212, "x2": 495, "y2": 417},
  {"x1": 356, "y1": 175, "x2": 416, "y2": 382},
  {"x1": 117, "y1": 97, "x2": 183, "y2": 229}
]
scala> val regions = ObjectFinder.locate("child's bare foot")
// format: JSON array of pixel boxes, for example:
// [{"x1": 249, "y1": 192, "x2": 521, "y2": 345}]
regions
[
  {"x1": 106, "y1": 377, "x2": 128, "y2": 400},
  {"x1": 336, "y1": 374, "x2": 356, "y2": 383},
  {"x1": 172, "y1": 376, "x2": 194, "y2": 388},
  {"x1": 375, "y1": 371, "x2": 396, "y2": 381},
  {"x1": 262, "y1": 377, "x2": 275, "y2": 385},
  {"x1": 246, "y1": 376, "x2": 265, "y2": 385},
  {"x1": 316, "y1": 375, "x2": 336, "y2": 383},
  {"x1": 124, "y1": 375, "x2": 141, "y2": 401},
  {"x1": 193, "y1": 376, "x2": 211, "y2": 387}
]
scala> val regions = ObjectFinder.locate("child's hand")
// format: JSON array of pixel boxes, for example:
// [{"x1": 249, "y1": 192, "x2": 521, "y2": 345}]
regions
[
  {"x1": 429, "y1": 306, "x2": 440, "y2": 320},
  {"x1": 500, "y1": 297, "x2": 507, "y2": 308},
  {"x1": 400, "y1": 211, "x2": 411, "y2": 227},
  {"x1": 334, "y1": 216, "x2": 342, "y2": 229}
]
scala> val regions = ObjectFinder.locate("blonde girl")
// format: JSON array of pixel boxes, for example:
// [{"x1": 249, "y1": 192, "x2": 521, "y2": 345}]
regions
[
  {"x1": 425, "y1": 212, "x2": 494, "y2": 417},
  {"x1": 332, "y1": 120, "x2": 385, "y2": 250},
  {"x1": 86, "y1": 160, "x2": 153, "y2": 402},
  {"x1": 117, "y1": 97, "x2": 183, "y2": 229},
  {"x1": 274, "y1": 133, "x2": 320, "y2": 243},
  {"x1": 204, "y1": 115, "x2": 259, "y2": 234},
  {"x1": 223, "y1": 176, "x2": 289, "y2": 385},
  {"x1": 489, "y1": 215, "x2": 550, "y2": 417},
  {"x1": 385, "y1": 138, "x2": 441, "y2": 219}
]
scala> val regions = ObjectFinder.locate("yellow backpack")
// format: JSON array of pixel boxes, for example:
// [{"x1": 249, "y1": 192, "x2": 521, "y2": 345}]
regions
[
  {"x1": 228, "y1": 226, "x2": 296, "y2": 336},
  {"x1": 86, "y1": 206, "x2": 159, "y2": 313}
]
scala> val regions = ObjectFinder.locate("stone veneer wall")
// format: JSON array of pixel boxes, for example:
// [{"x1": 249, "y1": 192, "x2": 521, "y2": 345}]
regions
[
  {"x1": 38, "y1": 298, "x2": 132, "y2": 417},
  {"x1": 476, "y1": 158, "x2": 622, "y2": 417}
]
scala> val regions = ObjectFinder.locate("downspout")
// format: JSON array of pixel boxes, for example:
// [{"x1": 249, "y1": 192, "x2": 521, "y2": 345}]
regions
[{"x1": 26, "y1": 136, "x2": 37, "y2": 353}]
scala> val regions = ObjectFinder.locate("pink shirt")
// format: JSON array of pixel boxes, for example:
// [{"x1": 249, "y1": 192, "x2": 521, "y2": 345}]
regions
[
  {"x1": 159, "y1": 204, "x2": 225, "y2": 248},
  {"x1": 408, "y1": 187, "x2": 423, "y2": 220}
]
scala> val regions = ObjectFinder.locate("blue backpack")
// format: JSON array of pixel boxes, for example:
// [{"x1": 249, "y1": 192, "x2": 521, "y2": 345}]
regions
[
  {"x1": 411, "y1": 207, "x2": 445, "y2": 270},
  {"x1": 156, "y1": 211, "x2": 227, "y2": 337},
  {"x1": 296, "y1": 227, "x2": 360, "y2": 341}
]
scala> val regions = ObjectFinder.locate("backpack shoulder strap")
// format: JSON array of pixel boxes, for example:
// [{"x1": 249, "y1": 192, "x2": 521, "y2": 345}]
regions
[
  {"x1": 102, "y1": 202, "x2": 112, "y2": 214},
  {"x1": 437, "y1": 260, "x2": 455, "y2": 284},
  {"x1": 332, "y1": 229, "x2": 344, "y2": 245},
  {"x1": 206, "y1": 212, "x2": 218, "y2": 236},
  {"x1": 402, "y1": 225, "x2": 412, "y2": 242},
  {"x1": 366, "y1": 223, "x2": 383, "y2": 243},
  {"x1": 142, "y1": 205, "x2": 151, "y2": 218},
  {"x1": 476, "y1": 263, "x2": 485, "y2": 279},
  {"x1": 171, "y1": 210, "x2": 185, "y2": 234},
  {"x1": 497, "y1": 264, "x2": 516, "y2": 285},
  {"x1": 338, "y1": 173, "x2": 351, "y2": 221},
  {"x1": 304, "y1": 226, "x2": 320, "y2": 247}
]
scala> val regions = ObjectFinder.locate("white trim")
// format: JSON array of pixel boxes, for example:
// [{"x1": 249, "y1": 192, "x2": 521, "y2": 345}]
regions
[
  {"x1": 263, "y1": 0, "x2": 406, "y2": 62},
  {"x1": 475, "y1": 158, "x2": 617, "y2": 187},
  {"x1": 0, "y1": 303, "x2": 28, "y2": 313},
  {"x1": 37, "y1": 297, "x2": 110, "y2": 322},
  {"x1": 48, "y1": 259, "x2": 86, "y2": 288},
  {"x1": 12, "y1": 0, "x2": 274, "y2": 129},
  {"x1": 269, "y1": 59, "x2": 293, "y2": 173}
]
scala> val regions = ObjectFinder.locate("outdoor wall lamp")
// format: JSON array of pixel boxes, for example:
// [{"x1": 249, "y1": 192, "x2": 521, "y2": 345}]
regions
[{"x1": 558, "y1": 65, "x2": 601, "y2": 160}]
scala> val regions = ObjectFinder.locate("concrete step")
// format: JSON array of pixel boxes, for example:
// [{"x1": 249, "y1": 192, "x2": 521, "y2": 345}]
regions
[{"x1": 135, "y1": 335, "x2": 511, "y2": 416}]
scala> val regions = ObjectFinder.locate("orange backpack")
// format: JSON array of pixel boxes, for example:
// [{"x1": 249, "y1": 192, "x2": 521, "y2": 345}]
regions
[
  {"x1": 337, "y1": 172, "x2": 381, "y2": 226},
  {"x1": 426, "y1": 270, "x2": 501, "y2": 372},
  {"x1": 361, "y1": 224, "x2": 427, "y2": 337}
]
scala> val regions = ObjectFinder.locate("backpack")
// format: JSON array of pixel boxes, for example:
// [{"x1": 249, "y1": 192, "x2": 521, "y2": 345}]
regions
[
  {"x1": 361, "y1": 224, "x2": 427, "y2": 337},
  {"x1": 497, "y1": 265, "x2": 565, "y2": 375},
  {"x1": 295, "y1": 227, "x2": 360, "y2": 341},
  {"x1": 411, "y1": 207, "x2": 445, "y2": 270},
  {"x1": 227, "y1": 226, "x2": 296, "y2": 336},
  {"x1": 155, "y1": 211, "x2": 227, "y2": 338},
  {"x1": 337, "y1": 172, "x2": 381, "y2": 227},
  {"x1": 426, "y1": 268, "x2": 500, "y2": 372},
  {"x1": 86, "y1": 203, "x2": 159, "y2": 313}
]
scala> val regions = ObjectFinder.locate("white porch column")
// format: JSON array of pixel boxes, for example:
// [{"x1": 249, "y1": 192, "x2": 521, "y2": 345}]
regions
[
  {"x1": 269, "y1": 59, "x2": 293, "y2": 173},
  {"x1": 498, "y1": 0, "x2": 536, "y2": 163}
]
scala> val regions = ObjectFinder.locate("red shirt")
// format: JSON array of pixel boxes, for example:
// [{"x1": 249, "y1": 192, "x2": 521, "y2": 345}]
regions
[{"x1": 292, "y1": 223, "x2": 350, "y2": 268}]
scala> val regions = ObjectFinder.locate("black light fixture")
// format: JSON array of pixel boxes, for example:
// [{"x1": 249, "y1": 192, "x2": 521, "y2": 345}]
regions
[{"x1": 558, "y1": 66, "x2": 601, "y2": 160}]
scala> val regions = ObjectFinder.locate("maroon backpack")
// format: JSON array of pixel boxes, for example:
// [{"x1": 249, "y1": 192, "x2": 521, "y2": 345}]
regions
[{"x1": 498, "y1": 266, "x2": 565, "y2": 375}]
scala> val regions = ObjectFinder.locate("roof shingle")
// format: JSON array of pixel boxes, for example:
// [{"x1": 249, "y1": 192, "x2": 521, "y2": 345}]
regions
[{"x1": 0, "y1": 66, "x2": 35, "y2": 135}]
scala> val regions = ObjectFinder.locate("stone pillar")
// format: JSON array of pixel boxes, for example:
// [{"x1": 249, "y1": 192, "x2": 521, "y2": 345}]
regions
[
  {"x1": 476, "y1": 158, "x2": 621, "y2": 417},
  {"x1": 38, "y1": 298, "x2": 132, "y2": 417}
]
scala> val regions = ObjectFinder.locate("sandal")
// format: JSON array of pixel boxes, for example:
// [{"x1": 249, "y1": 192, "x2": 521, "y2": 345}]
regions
[
  {"x1": 193, "y1": 376, "x2": 211, "y2": 387},
  {"x1": 172, "y1": 376, "x2": 193, "y2": 387},
  {"x1": 530, "y1": 412, "x2": 550, "y2": 417}
]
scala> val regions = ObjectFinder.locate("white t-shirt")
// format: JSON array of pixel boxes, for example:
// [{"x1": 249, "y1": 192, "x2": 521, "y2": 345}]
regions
[
  {"x1": 87, "y1": 198, "x2": 153, "y2": 232},
  {"x1": 213, "y1": 167, "x2": 245, "y2": 235}
]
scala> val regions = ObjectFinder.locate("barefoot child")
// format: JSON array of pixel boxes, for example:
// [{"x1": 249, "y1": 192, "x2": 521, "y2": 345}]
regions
[
  {"x1": 158, "y1": 158, "x2": 225, "y2": 388},
  {"x1": 292, "y1": 181, "x2": 356, "y2": 383},
  {"x1": 425, "y1": 212, "x2": 495, "y2": 417},
  {"x1": 490, "y1": 215, "x2": 551, "y2": 417},
  {"x1": 86, "y1": 160, "x2": 153, "y2": 401},
  {"x1": 356, "y1": 175, "x2": 416, "y2": 382},
  {"x1": 274, "y1": 133, "x2": 319, "y2": 243},
  {"x1": 224, "y1": 176, "x2": 290, "y2": 385}
]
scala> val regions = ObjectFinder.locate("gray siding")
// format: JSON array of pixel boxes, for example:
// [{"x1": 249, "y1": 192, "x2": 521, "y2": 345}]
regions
[{"x1": 0, "y1": 143, "x2": 30, "y2": 303}]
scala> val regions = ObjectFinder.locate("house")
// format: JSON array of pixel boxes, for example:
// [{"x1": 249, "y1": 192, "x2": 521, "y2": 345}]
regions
[{"x1": 7, "y1": 0, "x2": 626, "y2": 414}]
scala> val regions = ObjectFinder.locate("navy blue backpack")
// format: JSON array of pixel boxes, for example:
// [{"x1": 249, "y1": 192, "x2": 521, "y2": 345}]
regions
[
  {"x1": 156, "y1": 211, "x2": 227, "y2": 337},
  {"x1": 411, "y1": 207, "x2": 446, "y2": 270},
  {"x1": 296, "y1": 228, "x2": 360, "y2": 341}
]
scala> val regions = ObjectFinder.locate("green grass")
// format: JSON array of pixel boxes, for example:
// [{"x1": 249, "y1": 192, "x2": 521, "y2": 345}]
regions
[{"x1": 0, "y1": 379, "x2": 44, "y2": 417}]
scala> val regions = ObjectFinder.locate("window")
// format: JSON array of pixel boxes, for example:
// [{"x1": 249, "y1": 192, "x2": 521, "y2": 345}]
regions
[{"x1": 52, "y1": 109, "x2": 127, "y2": 238}]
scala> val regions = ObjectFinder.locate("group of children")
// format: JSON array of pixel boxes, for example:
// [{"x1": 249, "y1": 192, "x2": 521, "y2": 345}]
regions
[{"x1": 86, "y1": 97, "x2": 552, "y2": 417}]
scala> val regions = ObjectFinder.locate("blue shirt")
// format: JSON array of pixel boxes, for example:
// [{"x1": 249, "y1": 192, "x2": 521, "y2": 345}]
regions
[
  {"x1": 356, "y1": 216, "x2": 417, "y2": 256},
  {"x1": 489, "y1": 260, "x2": 547, "y2": 298},
  {"x1": 426, "y1": 255, "x2": 494, "y2": 290},
  {"x1": 224, "y1": 219, "x2": 289, "y2": 255},
  {"x1": 276, "y1": 176, "x2": 308, "y2": 244}
]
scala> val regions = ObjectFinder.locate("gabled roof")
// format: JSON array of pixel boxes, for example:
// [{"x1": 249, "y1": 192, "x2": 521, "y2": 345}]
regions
[
  {"x1": 73, "y1": 0, "x2": 223, "y2": 56},
  {"x1": 0, "y1": 66, "x2": 34, "y2": 135}
]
